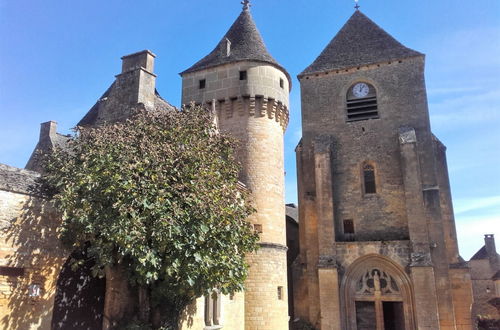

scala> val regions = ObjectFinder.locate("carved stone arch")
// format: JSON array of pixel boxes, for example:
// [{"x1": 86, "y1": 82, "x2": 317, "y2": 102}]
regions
[{"x1": 341, "y1": 254, "x2": 415, "y2": 330}]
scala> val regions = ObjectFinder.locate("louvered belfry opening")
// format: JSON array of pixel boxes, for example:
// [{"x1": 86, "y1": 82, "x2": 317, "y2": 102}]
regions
[{"x1": 346, "y1": 82, "x2": 378, "y2": 121}]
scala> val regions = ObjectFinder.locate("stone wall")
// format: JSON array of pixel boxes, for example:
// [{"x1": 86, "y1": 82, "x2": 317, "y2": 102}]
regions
[
  {"x1": 300, "y1": 57, "x2": 431, "y2": 242},
  {"x1": 182, "y1": 61, "x2": 289, "y2": 109},
  {"x1": 0, "y1": 164, "x2": 66, "y2": 330},
  {"x1": 470, "y1": 235, "x2": 500, "y2": 323},
  {"x1": 295, "y1": 53, "x2": 473, "y2": 329},
  {"x1": 180, "y1": 292, "x2": 245, "y2": 330}
]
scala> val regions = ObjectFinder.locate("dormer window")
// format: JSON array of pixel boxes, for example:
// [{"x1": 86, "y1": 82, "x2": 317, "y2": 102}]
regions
[{"x1": 346, "y1": 82, "x2": 378, "y2": 121}]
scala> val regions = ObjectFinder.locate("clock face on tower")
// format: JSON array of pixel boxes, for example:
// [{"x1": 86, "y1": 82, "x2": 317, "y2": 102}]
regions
[{"x1": 352, "y1": 82, "x2": 369, "y2": 98}]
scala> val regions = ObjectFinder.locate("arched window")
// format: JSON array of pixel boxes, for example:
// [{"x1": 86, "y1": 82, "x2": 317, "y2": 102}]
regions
[
  {"x1": 346, "y1": 82, "x2": 378, "y2": 121},
  {"x1": 363, "y1": 163, "x2": 377, "y2": 194}
]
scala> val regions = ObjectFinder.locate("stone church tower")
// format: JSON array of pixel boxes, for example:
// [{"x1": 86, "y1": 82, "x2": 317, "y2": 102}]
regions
[
  {"x1": 181, "y1": 2, "x2": 291, "y2": 330},
  {"x1": 293, "y1": 10, "x2": 474, "y2": 330}
]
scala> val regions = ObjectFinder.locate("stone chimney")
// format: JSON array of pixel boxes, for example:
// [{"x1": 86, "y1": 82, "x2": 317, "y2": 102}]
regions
[
  {"x1": 485, "y1": 234, "x2": 499, "y2": 270},
  {"x1": 94, "y1": 50, "x2": 158, "y2": 124},
  {"x1": 115, "y1": 50, "x2": 157, "y2": 110},
  {"x1": 121, "y1": 50, "x2": 155, "y2": 74},
  {"x1": 39, "y1": 121, "x2": 57, "y2": 143},
  {"x1": 25, "y1": 121, "x2": 59, "y2": 172}
]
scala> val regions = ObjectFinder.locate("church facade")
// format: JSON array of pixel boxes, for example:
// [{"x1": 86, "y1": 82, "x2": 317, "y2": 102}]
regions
[
  {"x1": 0, "y1": 3, "x2": 478, "y2": 330},
  {"x1": 292, "y1": 10, "x2": 473, "y2": 330}
]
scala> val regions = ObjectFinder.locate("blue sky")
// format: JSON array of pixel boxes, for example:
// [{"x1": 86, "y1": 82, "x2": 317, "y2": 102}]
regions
[{"x1": 0, "y1": 0, "x2": 499, "y2": 259}]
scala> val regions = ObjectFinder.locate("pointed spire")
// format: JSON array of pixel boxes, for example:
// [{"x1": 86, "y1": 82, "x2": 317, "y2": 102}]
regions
[
  {"x1": 181, "y1": 3, "x2": 290, "y2": 85},
  {"x1": 300, "y1": 11, "x2": 422, "y2": 77}
]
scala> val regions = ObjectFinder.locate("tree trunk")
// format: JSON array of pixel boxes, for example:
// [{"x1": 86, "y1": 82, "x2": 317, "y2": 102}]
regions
[
  {"x1": 102, "y1": 264, "x2": 133, "y2": 329},
  {"x1": 138, "y1": 285, "x2": 151, "y2": 323}
]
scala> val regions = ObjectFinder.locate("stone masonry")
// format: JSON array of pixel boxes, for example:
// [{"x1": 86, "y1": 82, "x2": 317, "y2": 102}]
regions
[
  {"x1": 0, "y1": 3, "x2": 485, "y2": 330},
  {"x1": 293, "y1": 10, "x2": 473, "y2": 330},
  {"x1": 181, "y1": 6, "x2": 291, "y2": 329}
]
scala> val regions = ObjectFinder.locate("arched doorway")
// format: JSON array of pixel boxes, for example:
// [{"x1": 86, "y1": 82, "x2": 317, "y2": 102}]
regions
[
  {"x1": 51, "y1": 248, "x2": 106, "y2": 330},
  {"x1": 342, "y1": 255, "x2": 415, "y2": 330}
]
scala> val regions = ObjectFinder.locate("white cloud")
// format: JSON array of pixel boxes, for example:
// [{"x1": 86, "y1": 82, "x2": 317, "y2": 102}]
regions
[
  {"x1": 454, "y1": 195, "x2": 500, "y2": 214},
  {"x1": 424, "y1": 26, "x2": 500, "y2": 72},
  {"x1": 429, "y1": 88, "x2": 500, "y2": 130},
  {"x1": 427, "y1": 86, "x2": 481, "y2": 96}
]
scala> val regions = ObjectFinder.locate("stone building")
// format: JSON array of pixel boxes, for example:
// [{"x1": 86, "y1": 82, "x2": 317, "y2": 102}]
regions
[
  {"x1": 292, "y1": 9, "x2": 474, "y2": 330},
  {"x1": 0, "y1": 2, "x2": 482, "y2": 330},
  {"x1": 180, "y1": 2, "x2": 290, "y2": 328},
  {"x1": 469, "y1": 234, "x2": 500, "y2": 321}
]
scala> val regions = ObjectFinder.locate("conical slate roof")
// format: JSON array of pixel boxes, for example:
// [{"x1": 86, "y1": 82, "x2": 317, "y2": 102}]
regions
[
  {"x1": 181, "y1": 7, "x2": 290, "y2": 84},
  {"x1": 300, "y1": 11, "x2": 422, "y2": 76}
]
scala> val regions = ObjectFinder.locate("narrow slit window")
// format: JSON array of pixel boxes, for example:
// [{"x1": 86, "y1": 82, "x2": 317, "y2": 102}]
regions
[
  {"x1": 363, "y1": 164, "x2": 376, "y2": 194},
  {"x1": 199, "y1": 79, "x2": 206, "y2": 89},
  {"x1": 279, "y1": 78, "x2": 284, "y2": 89},
  {"x1": 346, "y1": 82, "x2": 378, "y2": 121},
  {"x1": 239, "y1": 70, "x2": 247, "y2": 80}
]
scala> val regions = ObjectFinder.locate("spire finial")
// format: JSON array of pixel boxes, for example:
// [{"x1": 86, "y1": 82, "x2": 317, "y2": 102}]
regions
[
  {"x1": 354, "y1": 0, "x2": 360, "y2": 10},
  {"x1": 241, "y1": 0, "x2": 251, "y2": 11}
]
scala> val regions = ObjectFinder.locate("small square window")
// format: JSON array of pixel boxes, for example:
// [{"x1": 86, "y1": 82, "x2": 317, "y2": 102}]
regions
[
  {"x1": 343, "y1": 219, "x2": 354, "y2": 234},
  {"x1": 0, "y1": 266, "x2": 24, "y2": 277},
  {"x1": 277, "y1": 286, "x2": 284, "y2": 300},
  {"x1": 279, "y1": 78, "x2": 284, "y2": 89},
  {"x1": 199, "y1": 79, "x2": 206, "y2": 89},
  {"x1": 239, "y1": 70, "x2": 247, "y2": 80},
  {"x1": 253, "y1": 224, "x2": 263, "y2": 233}
]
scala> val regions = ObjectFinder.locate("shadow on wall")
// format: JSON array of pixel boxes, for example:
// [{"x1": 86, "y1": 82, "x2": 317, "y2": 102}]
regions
[
  {"x1": 0, "y1": 190, "x2": 201, "y2": 329},
  {"x1": 51, "y1": 247, "x2": 106, "y2": 330},
  {"x1": 0, "y1": 195, "x2": 67, "y2": 329},
  {"x1": 179, "y1": 299, "x2": 197, "y2": 329}
]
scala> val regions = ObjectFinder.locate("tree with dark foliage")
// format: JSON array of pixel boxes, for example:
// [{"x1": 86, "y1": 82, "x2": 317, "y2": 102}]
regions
[{"x1": 43, "y1": 106, "x2": 259, "y2": 329}]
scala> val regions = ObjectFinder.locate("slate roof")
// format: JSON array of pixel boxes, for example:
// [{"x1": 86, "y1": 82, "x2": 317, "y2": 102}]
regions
[
  {"x1": 286, "y1": 203, "x2": 298, "y2": 224},
  {"x1": 77, "y1": 84, "x2": 175, "y2": 127},
  {"x1": 471, "y1": 246, "x2": 489, "y2": 260},
  {"x1": 77, "y1": 82, "x2": 114, "y2": 127},
  {"x1": 181, "y1": 7, "x2": 291, "y2": 86},
  {"x1": 0, "y1": 163, "x2": 41, "y2": 195},
  {"x1": 300, "y1": 10, "x2": 422, "y2": 77},
  {"x1": 470, "y1": 245, "x2": 500, "y2": 261}
]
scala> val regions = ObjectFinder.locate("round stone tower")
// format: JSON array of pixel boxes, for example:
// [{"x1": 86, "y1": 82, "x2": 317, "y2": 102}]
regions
[{"x1": 181, "y1": 3, "x2": 291, "y2": 330}]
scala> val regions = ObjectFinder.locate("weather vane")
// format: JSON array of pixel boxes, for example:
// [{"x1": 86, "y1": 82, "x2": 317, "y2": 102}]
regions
[
  {"x1": 354, "y1": 0, "x2": 360, "y2": 10},
  {"x1": 241, "y1": 0, "x2": 251, "y2": 11}
]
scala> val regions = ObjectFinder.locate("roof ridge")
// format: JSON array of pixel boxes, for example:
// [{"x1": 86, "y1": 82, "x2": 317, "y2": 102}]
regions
[{"x1": 300, "y1": 11, "x2": 422, "y2": 76}]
